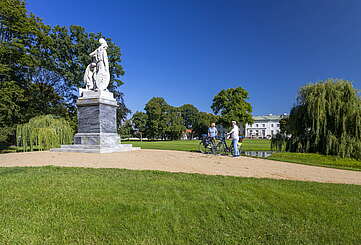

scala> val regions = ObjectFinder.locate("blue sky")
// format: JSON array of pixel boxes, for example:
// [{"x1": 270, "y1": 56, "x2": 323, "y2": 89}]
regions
[{"x1": 27, "y1": 0, "x2": 361, "y2": 116}]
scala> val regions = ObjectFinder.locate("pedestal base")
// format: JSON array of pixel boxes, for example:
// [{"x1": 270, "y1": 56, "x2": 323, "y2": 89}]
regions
[
  {"x1": 51, "y1": 144, "x2": 140, "y2": 153},
  {"x1": 74, "y1": 133, "x2": 120, "y2": 146},
  {"x1": 50, "y1": 89, "x2": 141, "y2": 153}
]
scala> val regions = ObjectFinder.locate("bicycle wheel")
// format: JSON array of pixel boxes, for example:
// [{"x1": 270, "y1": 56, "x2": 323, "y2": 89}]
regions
[
  {"x1": 216, "y1": 142, "x2": 227, "y2": 155},
  {"x1": 209, "y1": 142, "x2": 217, "y2": 155},
  {"x1": 199, "y1": 141, "x2": 210, "y2": 154}
]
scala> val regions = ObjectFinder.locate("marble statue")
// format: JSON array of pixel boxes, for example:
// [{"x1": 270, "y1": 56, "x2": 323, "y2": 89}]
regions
[
  {"x1": 51, "y1": 37, "x2": 140, "y2": 153},
  {"x1": 83, "y1": 38, "x2": 110, "y2": 91}
]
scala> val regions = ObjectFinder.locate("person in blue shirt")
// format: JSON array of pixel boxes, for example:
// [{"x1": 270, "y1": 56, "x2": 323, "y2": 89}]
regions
[{"x1": 208, "y1": 123, "x2": 218, "y2": 144}]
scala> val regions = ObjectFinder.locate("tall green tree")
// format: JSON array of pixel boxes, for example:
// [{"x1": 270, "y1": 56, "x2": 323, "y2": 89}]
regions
[
  {"x1": 144, "y1": 97, "x2": 169, "y2": 139},
  {"x1": 131, "y1": 111, "x2": 147, "y2": 140},
  {"x1": 211, "y1": 87, "x2": 253, "y2": 128},
  {"x1": 38, "y1": 25, "x2": 129, "y2": 124},
  {"x1": 0, "y1": 0, "x2": 130, "y2": 143},
  {"x1": 0, "y1": 0, "x2": 61, "y2": 143},
  {"x1": 164, "y1": 106, "x2": 185, "y2": 140},
  {"x1": 144, "y1": 97, "x2": 185, "y2": 140},
  {"x1": 179, "y1": 104, "x2": 199, "y2": 129},
  {"x1": 285, "y1": 79, "x2": 361, "y2": 159}
]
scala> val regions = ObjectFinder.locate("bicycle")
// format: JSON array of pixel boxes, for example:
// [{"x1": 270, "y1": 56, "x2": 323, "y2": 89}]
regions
[
  {"x1": 198, "y1": 134, "x2": 217, "y2": 154},
  {"x1": 215, "y1": 135, "x2": 242, "y2": 156}
]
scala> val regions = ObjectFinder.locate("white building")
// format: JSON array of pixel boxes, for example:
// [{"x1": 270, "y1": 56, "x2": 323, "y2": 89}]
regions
[{"x1": 245, "y1": 114, "x2": 283, "y2": 139}]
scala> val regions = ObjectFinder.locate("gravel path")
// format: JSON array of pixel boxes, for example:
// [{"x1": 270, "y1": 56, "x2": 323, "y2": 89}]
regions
[{"x1": 1, "y1": 149, "x2": 361, "y2": 185}]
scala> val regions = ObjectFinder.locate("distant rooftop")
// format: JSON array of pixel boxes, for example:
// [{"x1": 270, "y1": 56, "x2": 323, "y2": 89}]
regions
[{"x1": 252, "y1": 113, "x2": 287, "y2": 121}]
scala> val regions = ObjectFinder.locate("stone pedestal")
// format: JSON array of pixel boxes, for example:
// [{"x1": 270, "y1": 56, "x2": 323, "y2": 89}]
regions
[{"x1": 51, "y1": 90, "x2": 140, "y2": 153}]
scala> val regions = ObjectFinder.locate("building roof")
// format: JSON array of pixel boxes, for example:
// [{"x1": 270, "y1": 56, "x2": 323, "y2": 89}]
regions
[{"x1": 252, "y1": 114, "x2": 282, "y2": 121}]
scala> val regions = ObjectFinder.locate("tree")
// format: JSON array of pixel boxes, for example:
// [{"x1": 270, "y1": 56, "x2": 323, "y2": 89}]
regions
[
  {"x1": 211, "y1": 87, "x2": 253, "y2": 128},
  {"x1": 144, "y1": 97, "x2": 185, "y2": 140},
  {"x1": 285, "y1": 79, "x2": 361, "y2": 159},
  {"x1": 118, "y1": 120, "x2": 133, "y2": 139},
  {"x1": 131, "y1": 111, "x2": 147, "y2": 140},
  {"x1": 16, "y1": 114, "x2": 73, "y2": 151},
  {"x1": 0, "y1": 0, "x2": 56, "y2": 143},
  {"x1": 179, "y1": 104, "x2": 199, "y2": 139},
  {"x1": 179, "y1": 104, "x2": 199, "y2": 129},
  {"x1": 0, "y1": 1, "x2": 130, "y2": 144},
  {"x1": 164, "y1": 106, "x2": 185, "y2": 140},
  {"x1": 279, "y1": 116, "x2": 290, "y2": 135},
  {"x1": 192, "y1": 112, "x2": 219, "y2": 138},
  {"x1": 144, "y1": 97, "x2": 169, "y2": 139},
  {"x1": 42, "y1": 25, "x2": 130, "y2": 123}
]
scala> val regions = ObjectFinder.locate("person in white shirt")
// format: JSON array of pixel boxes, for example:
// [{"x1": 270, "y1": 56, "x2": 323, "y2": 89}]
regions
[{"x1": 227, "y1": 121, "x2": 240, "y2": 157}]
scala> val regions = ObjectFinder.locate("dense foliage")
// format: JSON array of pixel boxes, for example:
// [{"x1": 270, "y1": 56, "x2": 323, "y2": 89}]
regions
[
  {"x1": 128, "y1": 87, "x2": 254, "y2": 140},
  {"x1": 0, "y1": 0, "x2": 129, "y2": 144},
  {"x1": 274, "y1": 79, "x2": 361, "y2": 159},
  {"x1": 123, "y1": 98, "x2": 219, "y2": 140},
  {"x1": 211, "y1": 87, "x2": 253, "y2": 127},
  {"x1": 16, "y1": 114, "x2": 73, "y2": 151},
  {"x1": 144, "y1": 97, "x2": 185, "y2": 140},
  {"x1": 131, "y1": 111, "x2": 148, "y2": 140},
  {"x1": 191, "y1": 111, "x2": 219, "y2": 137}
]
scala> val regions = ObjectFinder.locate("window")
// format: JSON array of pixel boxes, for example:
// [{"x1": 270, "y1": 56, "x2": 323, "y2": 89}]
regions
[
  {"x1": 256, "y1": 124, "x2": 258, "y2": 127},
  {"x1": 262, "y1": 124, "x2": 265, "y2": 127},
  {"x1": 271, "y1": 130, "x2": 274, "y2": 135},
  {"x1": 277, "y1": 124, "x2": 280, "y2": 127},
  {"x1": 271, "y1": 124, "x2": 274, "y2": 127}
]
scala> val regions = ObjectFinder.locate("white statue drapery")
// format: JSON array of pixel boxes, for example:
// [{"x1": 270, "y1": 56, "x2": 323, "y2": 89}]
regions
[{"x1": 83, "y1": 38, "x2": 110, "y2": 91}]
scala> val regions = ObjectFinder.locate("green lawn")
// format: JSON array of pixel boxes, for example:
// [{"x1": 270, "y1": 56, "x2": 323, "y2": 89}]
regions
[
  {"x1": 1, "y1": 139, "x2": 270, "y2": 154},
  {"x1": 0, "y1": 167, "x2": 360, "y2": 244},
  {"x1": 123, "y1": 139, "x2": 271, "y2": 152},
  {"x1": 268, "y1": 152, "x2": 361, "y2": 171},
  {"x1": 122, "y1": 140, "x2": 361, "y2": 171}
]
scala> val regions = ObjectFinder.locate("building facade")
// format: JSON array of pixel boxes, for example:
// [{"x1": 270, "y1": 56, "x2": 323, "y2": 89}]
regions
[{"x1": 245, "y1": 114, "x2": 283, "y2": 139}]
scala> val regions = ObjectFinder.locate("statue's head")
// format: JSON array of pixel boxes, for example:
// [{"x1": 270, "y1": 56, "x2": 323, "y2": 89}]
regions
[{"x1": 99, "y1": 38, "x2": 108, "y2": 48}]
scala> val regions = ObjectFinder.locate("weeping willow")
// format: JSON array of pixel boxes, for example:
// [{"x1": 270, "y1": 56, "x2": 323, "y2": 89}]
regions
[
  {"x1": 270, "y1": 133, "x2": 287, "y2": 152},
  {"x1": 282, "y1": 79, "x2": 361, "y2": 159},
  {"x1": 16, "y1": 115, "x2": 73, "y2": 151}
]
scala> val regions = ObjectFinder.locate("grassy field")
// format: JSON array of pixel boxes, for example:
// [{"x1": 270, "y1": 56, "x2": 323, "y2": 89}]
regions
[
  {"x1": 0, "y1": 139, "x2": 271, "y2": 154},
  {"x1": 268, "y1": 152, "x2": 361, "y2": 171},
  {"x1": 123, "y1": 139, "x2": 271, "y2": 152},
  {"x1": 0, "y1": 166, "x2": 360, "y2": 244},
  {"x1": 122, "y1": 140, "x2": 361, "y2": 171}
]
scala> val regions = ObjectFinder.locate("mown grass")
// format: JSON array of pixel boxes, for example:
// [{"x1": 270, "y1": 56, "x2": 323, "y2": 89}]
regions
[
  {"x1": 0, "y1": 166, "x2": 360, "y2": 244},
  {"x1": 0, "y1": 139, "x2": 271, "y2": 153},
  {"x1": 121, "y1": 141, "x2": 361, "y2": 171},
  {"x1": 123, "y1": 139, "x2": 271, "y2": 152},
  {"x1": 268, "y1": 152, "x2": 361, "y2": 171}
]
